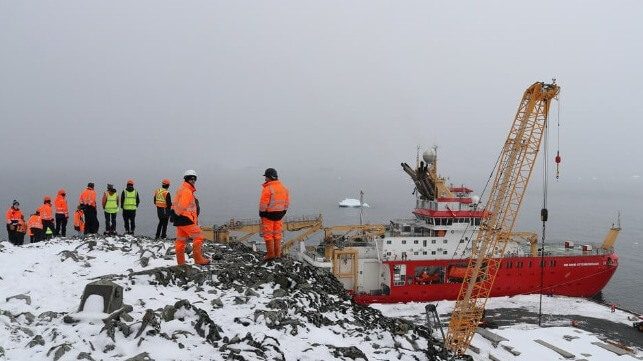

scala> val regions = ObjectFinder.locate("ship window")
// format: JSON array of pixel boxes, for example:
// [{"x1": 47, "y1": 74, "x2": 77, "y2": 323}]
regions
[
  {"x1": 443, "y1": 239, "x2": 448, "y2": 244},
  {"x1": 431, "y1": 239, "x2": 436, "y2": 244},
  {"x1": 402, "y1": 240, "x2": 407, "y2": 244},
  {"x1": 414, "y1": 252, "x2": 418, "y2": 255},
  {"x1": 443, "y1": 251, "x2": 448, "y2": 255},
  {"x1": 423, "y1": 251, "x2": 427, "y2": 255},
  {"x1": 414, "y1": 240, "x2": 419, "y2": 244},
  {"x1": 423, "y1": 240, "x2": 427, "y2": 247},
  {"x1": 550, "y1": 260, "x2": 556, "y2": 267},
  {"x1": 403, "y1": 225, "x2": 411, "y2": 232},
  {"x1": 460, "y1": 239, "x2": 465, "y2": 243},
  {"x1": 540, "y1": 260, "x2": 546, "y2": 267},
  {"x1": 475, "y1": 219, "x2": 481, "y2": 226},
  {"x1": 529, "y1": 261, "x2": 532, "y2": 268},
  {"x1": 516, "y1": 262, "x2": 523, "y2": 268},
  {"x1": 431, "y1": 251, "x2": 436, "y2": 255},
  {"x1": 446, "y1": 219, "x2": 453, "y2": 226},
  {"x1": 386, "y1": 240, "x2": 392, "y2": 244},
  {"x1": 506, "y1": 262, "x2": 512, "y2": 268},
  {"x1": 386, "y1": 251, "x2": 391, "y2": 256}
]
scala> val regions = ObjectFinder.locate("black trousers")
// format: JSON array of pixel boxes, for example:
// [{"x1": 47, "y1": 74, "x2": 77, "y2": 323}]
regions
[
  {"x1": 55, "y1": 214, "x2": 68, "y2": 236},
  {"x1": 30, "y1": 228, "x2": 43, "y2": 243},
  {"x1": 122, "y1": 209, "x2": 136, "y2": 233},
  {"x1": 104, "y1": 212, "x2": 117, "y2": 233},
  {"x1": 155, "y1": 207, "x2": 169, "y2": 238},
  {"x1": 42, "y1": 220, "x2": 55, "y2": 240},
  {"x1": 15, "y1": 232, "x2": 25, "y2": 245},
  {"x1": 6, "y1": 224, "x2": 17, "y2": 244},
  {"x1": 84, "y1": 206, "x2": 99, "y2": 234}
]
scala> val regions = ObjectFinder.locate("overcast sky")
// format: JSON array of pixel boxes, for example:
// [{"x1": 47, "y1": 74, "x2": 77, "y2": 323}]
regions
[{"x1": 2, "y1": 0, "x2": 642, "y2": 208}]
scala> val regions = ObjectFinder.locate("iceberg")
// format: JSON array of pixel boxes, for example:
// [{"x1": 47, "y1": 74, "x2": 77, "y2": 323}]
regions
[{"x1": 338, "y1": 198, "x2": 369, "y2": 208}]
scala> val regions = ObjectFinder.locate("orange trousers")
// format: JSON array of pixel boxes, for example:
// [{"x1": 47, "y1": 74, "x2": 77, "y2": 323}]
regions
[
  {"x1": 175, "y1": 224, "x2": 208, "y2": 265},
  {"x1": 261, "y1": 218, "x2": 283, "y2": 259}
]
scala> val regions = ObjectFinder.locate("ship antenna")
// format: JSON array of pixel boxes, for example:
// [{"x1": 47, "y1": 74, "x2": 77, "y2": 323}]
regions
[{"x1": 416, "y1": 145, "x2": 421, "y2": 169}]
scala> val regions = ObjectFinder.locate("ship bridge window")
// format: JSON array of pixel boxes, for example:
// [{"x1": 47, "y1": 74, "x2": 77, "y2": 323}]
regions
[
  {"x1": 427, "y1": 218, "x2": 434, "y2": 225},
  {"x1": 403, "y1": 225, "x2": 411, "y2": 232}
]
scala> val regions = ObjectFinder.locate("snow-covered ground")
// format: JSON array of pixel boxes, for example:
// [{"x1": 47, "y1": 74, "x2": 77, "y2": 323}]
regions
[
  {"x1": 374, "y1": 296, "x2": 643, "y2": 360},
  {"x1": 2, "y1": 236, "x2": 641, "y2": 361},
  {"x1": 0, "y1": 236, "x2": 441, "y2": 360}
]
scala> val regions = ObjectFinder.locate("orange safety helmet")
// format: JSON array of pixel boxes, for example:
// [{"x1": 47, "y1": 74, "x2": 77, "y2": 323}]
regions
[
  {"x1": 44, "y1": 195, "x2": 51, "y2": 202},
  {"x1": 162, "y1": 179, "x2": 171, "y2": 186},
  {"x1": 127, "y1": 179, "x2": 135, "y2": 185}
]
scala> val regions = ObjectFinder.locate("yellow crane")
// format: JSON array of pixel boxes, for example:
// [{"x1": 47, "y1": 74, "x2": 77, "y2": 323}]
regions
[{"x1": 445, "y1": 81, "x2": 560, "y2": 354}]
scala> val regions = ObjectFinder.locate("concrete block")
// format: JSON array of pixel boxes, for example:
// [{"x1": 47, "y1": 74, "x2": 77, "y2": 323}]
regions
[{"x1": 78, "y1": 280, "x2": 123, "y2": 313}]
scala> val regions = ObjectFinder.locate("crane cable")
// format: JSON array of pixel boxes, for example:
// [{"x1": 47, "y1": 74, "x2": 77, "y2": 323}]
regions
[
  {"x1": 539, "y1": 93, "x2": 560, "y2": 326},
  {"x1": 555, "y1": 96, "x2": 562, "y2": 179}
]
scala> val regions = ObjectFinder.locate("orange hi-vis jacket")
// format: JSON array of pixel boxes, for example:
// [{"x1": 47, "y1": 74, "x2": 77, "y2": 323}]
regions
[
  {"x1": 27, "y1": 214, "x2": 43, "y2": 230},
  {"x1": 39, "y1": 203, "x2": 54, "y2": 221},
  {"x1": 172, "y1": 181, "x2": 198, "y2": 225},
  {"x1": 79, "y1": 188, "x2": 97, "y2": 207},
  {"x1": 54, "y1": 192, "x2": 68, "y2": 217},
  {"x1": 259, "y1": 180, "x2": 290, "y2": 213},
  {"x1": 74, "y1": 210, "x2": 85, "y2": 232},
  {"x1": 5, "y1": 207, "x2": 22, "y2": 224},
  {"x1": 155, "y1": 187, "x2": 170, "y2": 208}
]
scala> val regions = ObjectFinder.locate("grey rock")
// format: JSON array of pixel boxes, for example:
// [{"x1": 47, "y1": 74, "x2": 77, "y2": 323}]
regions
[
  {"x1": 124, "y1": 352, "x2": 153, "y2": 361},
  {"x1": 6, "y1": 294, "x2": 31, "y2": 305},
  {"x1": 27, "y1": 335, "x2": 45, "y2": 348}
]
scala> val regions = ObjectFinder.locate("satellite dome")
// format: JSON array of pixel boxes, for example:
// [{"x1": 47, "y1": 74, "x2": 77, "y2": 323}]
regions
[
  {"x1": 423, "y1": 150, "x2": 436, "y2": 164},
  {"x1": 471, "y1": 195, "x2": 480, "y2": 204}
]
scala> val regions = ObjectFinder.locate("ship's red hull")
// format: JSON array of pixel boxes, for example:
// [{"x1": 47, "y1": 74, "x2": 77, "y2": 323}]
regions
[{"x1": 353, "y1": 253, "x2": 618, "y2": 304}]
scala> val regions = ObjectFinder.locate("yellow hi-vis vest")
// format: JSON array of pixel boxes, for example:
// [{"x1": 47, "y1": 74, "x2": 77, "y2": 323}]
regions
[
  {"x1": 104, "y1": 192, "x2": 119, "y2": 214},
  {"x1": 155, "y1": 188, "x2": 169, "y2": 208},
  {"x1": 123, "y1": 190, "x2": 137, "y2": 210}
]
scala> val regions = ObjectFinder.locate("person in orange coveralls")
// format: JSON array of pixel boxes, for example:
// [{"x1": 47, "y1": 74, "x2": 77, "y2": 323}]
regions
[
  {"x1": 172, "y1": 170, "x2": 210, "y2": 266},
  {"x1": 259, "y1": 168, "x2": 290, "y2": 260},
  {"x1": 54, "y1": 189, "x2": 69, "y2": 236}
]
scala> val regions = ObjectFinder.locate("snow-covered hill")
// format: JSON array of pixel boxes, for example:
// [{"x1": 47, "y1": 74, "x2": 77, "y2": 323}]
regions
[{"x1": 0, "y1": 237, "x2": 449, "y2": 361}]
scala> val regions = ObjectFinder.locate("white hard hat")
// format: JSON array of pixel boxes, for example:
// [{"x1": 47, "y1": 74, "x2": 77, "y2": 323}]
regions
[{"x1": 184, "y1": 169, "x2": 197, "y2": 179}]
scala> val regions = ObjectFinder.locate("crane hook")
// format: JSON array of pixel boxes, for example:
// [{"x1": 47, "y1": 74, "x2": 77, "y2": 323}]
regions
[{"x1": 555, "y1": 151, "x2": 561, "y2": 179}]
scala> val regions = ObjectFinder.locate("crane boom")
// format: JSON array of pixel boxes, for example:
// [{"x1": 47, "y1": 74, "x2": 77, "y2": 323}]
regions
[{"x1": 445, "y1": 82, "x2": 560, "y2": 354}]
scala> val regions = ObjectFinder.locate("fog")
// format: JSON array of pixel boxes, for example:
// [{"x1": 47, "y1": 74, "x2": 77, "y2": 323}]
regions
[{"x1": 2, "y1": 0, "x2": 642, "y2": 221}]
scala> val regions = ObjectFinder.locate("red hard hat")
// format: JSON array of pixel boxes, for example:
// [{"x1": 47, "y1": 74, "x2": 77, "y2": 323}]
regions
[
  {"x1": 162, "y1": 178, "x2": 171, "y2": 185},
  {"x1": 127, "y1": 179, "x2": 135, "y2": 185}
]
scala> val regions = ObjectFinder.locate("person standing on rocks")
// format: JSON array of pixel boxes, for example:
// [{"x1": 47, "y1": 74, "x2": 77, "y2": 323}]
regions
[
  {"x1": 102, "y1": 184, "x2": 119, "y2": 235},
  {"x1": 5, "y1": 200, "x2": 22, "y2": 244},
  {"x1": 172, "y1": 170, "x2": 210, "y2": 265},
  {"x1": 121, "y1": 179, "x2": 140, "y2": 235},
  {"x1": 79, "y1": 183, "x2": 99, "y2": 234},
  {"x1": 154, "y1": 178, "x2": 172, "y2": 240},
  {"x1": 38, "y1": 195, "x2": 55, "y2": 240},
  {"x1": 259, "y1": 168, "x2": 290, "y2": 260},
  {"x1": 54, "y1": 189, "x2": 69, "y2": 237}
]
